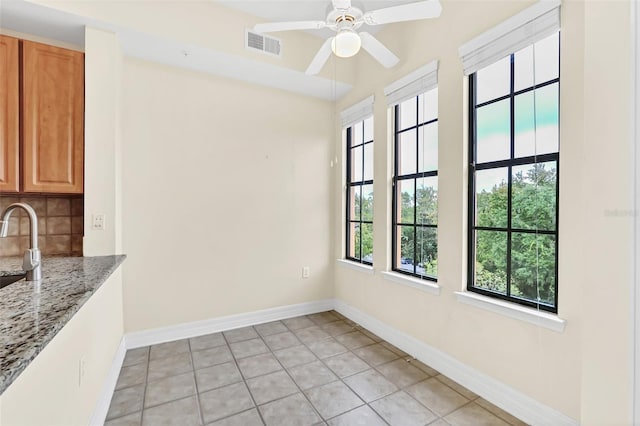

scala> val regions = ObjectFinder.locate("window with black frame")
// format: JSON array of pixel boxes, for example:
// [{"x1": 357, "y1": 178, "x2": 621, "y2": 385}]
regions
[
  {"x1": 346, "y1": 117, "x2": 373, "y2": 264},
  {"x1": 468, "y1": 32, "x2": 560, "y2": 312},
  {"x1": 392, "y1": 89, "x2": 438, "y2": 280}
]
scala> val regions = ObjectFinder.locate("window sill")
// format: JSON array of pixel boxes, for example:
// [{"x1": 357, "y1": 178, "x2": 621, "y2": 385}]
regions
[
  {"x1": 381, "y1": 272, "x2": 440, "y2": 295},
  {"x1": 336, "y1": 259, "x2": 374, "y2": 274},
  {"x1": 454, "y1": 291, "x2": 566, "y2": 333}
]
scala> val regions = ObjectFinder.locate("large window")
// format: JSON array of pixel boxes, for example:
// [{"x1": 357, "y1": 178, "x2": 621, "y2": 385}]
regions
[
  {"x1": 392, "y1": 90, "x2": 438, "y2": 280},
  {"x1": 468, "y1": 32, "x2": 560, "y2": 312},
  {"x1": 346, "y1": 117, "x2": 374, "y2": 264}
]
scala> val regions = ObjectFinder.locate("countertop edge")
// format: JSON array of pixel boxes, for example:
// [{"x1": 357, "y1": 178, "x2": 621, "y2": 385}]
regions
[{"x1": 0, "y1": 255, "x2": 127, "y2": 395}]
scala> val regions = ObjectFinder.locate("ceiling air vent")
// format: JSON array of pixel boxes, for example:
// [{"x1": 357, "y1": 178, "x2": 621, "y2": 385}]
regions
[{"x1": 245, "y1": 30, "x2": 282, "y2": 57}]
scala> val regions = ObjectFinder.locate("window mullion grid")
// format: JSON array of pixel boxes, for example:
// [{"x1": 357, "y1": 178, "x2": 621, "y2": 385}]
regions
[
  {"x1": 347, "y1": 131, "x2": 354, "y2": 261},
  {"x1": 413, "y1": 97, "x2": 419, "y2": 275},
  {"x1": 475, "y1": 153, "x2": 558, "y2": 170},
  {"x1": 474, "y1": 78, "x2": 559, "y2": 110},
  {"x1": 468, "y1": 74, "x2": 477, "y2": 291},
  {"x1": 469, "y1": 56, "x2": 561, "y2": 311},
  {"x1": 506, "y1": 53, "x2": 516, "y2": 299},
  {"x1": 392, "y1": 106, "x2": 399, "y2": 271},
  {"x1": 554, "y1": 158, "x2": 559, "y2": 309},
  {"x1": 360, "y1": 122, "x2": 365, "y2": 261}
]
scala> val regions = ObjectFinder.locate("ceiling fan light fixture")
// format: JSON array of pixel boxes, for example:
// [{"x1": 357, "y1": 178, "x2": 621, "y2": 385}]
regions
[{"x1": 331, "y1": 28, "x2": 361, "y2": 58}]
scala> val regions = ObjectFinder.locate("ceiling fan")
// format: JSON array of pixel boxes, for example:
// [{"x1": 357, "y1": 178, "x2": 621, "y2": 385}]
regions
[{"x1": 252, "y1": 0, "x2": 442, "y2": 75}]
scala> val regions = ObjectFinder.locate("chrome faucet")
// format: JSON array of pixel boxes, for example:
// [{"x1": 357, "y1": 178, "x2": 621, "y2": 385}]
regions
[{"x1": 0, "y1": 203, "x2": 42, "y2": 281}]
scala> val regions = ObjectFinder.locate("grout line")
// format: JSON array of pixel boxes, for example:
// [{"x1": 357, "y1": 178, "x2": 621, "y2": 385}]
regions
[
  {"x1": 221, "y1": 327, "x2": 268, "y2": 426},
  {"x1": 274, "y1": 314, "x2": 340, "y2": 423},
  {"x1": 108, "y1": 312, "x2": 516, "y2": 425},
  {"x1": 187, "y1": 338, "x2": 207, "y2": 426}
]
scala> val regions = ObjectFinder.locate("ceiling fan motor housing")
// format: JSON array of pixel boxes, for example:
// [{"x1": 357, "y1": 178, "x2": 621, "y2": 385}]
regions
[{"x1": 327, "y1": 7, "x2": 364, "y2": 31}]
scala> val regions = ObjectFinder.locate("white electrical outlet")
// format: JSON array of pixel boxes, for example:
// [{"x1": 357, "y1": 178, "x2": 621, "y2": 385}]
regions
[
  {"x1": 302, "y1": 266, "x2": 310, "y2": 279},
  {"x1": 92, "y1": 214, "x2": 105, "y2": 231}
]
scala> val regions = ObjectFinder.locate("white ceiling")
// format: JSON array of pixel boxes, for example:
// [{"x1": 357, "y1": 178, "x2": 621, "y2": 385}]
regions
[
  {"x1": 0, "y1": 0, "x2": 353, "y2": 100},
  {"x1": 0, "y1": 0, "x2": 424, "y2": 100}
]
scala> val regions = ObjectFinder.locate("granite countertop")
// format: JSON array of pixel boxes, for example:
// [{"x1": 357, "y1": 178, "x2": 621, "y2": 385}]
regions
[
  {"x1": 0, "y1": 255, "x2": 126, "y2": 395},
  {"x1": 0, "y1": 269, "x2": 25, "y2": 277}
]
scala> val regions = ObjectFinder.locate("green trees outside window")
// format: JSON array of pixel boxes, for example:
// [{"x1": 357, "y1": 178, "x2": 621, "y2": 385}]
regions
[
  {"x1": 346, "y1": 117, "x2": 374, "y2": 264},
  {"x1": 468, "y1": 32, "x2": 560, "y2": 312},
  {"x1": 393, "y1": 89, "x2": 438, "y2": 280}
]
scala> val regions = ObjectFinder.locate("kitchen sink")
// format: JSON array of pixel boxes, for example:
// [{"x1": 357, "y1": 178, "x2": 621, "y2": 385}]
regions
[{"x1": 0, "y1": 273, "x2": 26, "y2": 289}]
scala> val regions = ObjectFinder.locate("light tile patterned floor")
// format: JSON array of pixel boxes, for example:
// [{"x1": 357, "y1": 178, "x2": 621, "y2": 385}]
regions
[{"x1": 105, "y1": 311, "x2": 528, "y2": 426}]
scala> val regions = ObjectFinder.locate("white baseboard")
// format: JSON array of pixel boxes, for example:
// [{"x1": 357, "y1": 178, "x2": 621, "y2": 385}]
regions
[
  {"x1": 333, "y1": 299, "x2": 578, "y2": 426},
  {"x1": 92, "y1": 298, "x2": 577, "y2": 426},
  {"x1": 90, "y1": 299, "x2": 334, "y2": 424},
  {"x1": 89, "y1": 337, "x2": 127, "y2": 426},
  {"x1": 124, "y1": 299, "x2": 335, "y2": 349}
]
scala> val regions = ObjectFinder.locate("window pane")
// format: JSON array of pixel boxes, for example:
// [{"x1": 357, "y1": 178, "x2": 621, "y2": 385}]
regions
[
  {"x1": 514, "y1": 45, "x2": 534, "y2": 92},
  {"x1": 475, "y1": 168, "x2": 508, "y2": 228},
  {"x1": 361, "y1": 223, "x2": 373, "y2": 263},
  {"x1": 350, "y1": 145, "x2": 363, "y2": 182},
  {"x1": 511, "y1": 232, "x2": 556, "y2": 307},
  {"x1": 397, "y1": 225, "x2": 415, "y2": 273},
  {"x1": 396, "y1": 179, "x2": 414, "y2": 224},
  {"x1": 349, "y1": 186, "x2": 361, "y2": 220},
  {"x1": 353, "y1": 121, "x2": 363, "y2": 145},
  {"x1": 363, "y1": 117, "x2": 374, "y2": 142},
  {"x1": 474, "y1": 230, "x2": 507, "y2": 294},
  {"x1": 514, "y1": 83, "x2": 559, "y2": 158},
  {"x1": 515, "y1": 32, "x2": 559, "y2": 91},
  {"x1": 363, "y1": 143, "x2": 374, "y2": 181},
  {"x1": 398, "y1": 130, "x2": 417, "y2": 175},
  {"x1": 418, "y1": 89, "x2": 438, "y2": 123},
  {"x1": 349, "y1": 222, "x2": 361, "y2": 259},
  {"x1": 418, "y1": 122, "x2": 438, "y2": 173},
  {"x1": 399, "y1": 98, "x2": 417, "y2": 130},
  {"x1": 476, "y1": 99, "x2": 510, "y2": 163},
  {"x1": 361, "y1": 184, "x2": 374, "y2": 222},
  {"x1": 534, "y1": 32, "x2": 560, "y2": 85},
  {"x1": 476, "y1": 56, "x2": 510, "y2": 104},
  {"x1": 512, "y1": 162, "x2": 557, "y2": 231},
  {"x1": 417, "y1": 227, "x2": 437, "y2": 278},
  {"x1": 417, "y1": 177, "x2": 437, "y2": 225}
]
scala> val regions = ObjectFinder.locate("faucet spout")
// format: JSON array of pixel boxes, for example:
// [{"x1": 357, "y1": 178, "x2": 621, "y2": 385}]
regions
[{"x1": 0, "y1": 203, "x2": 42, "y2": 281}]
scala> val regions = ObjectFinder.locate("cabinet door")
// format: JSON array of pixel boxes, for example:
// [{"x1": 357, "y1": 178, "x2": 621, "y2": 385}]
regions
[
  {"x1": 22, "y1": 41, "x2": 84, "y2": 193},
  {"x1": 0, "y1": 35, "x2": 19, "y2": 193}
]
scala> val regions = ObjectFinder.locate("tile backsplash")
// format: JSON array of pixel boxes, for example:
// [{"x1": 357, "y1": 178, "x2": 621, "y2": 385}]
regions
[{"x1": 0, "y1": 195, "x2": 83, "y2": 257}]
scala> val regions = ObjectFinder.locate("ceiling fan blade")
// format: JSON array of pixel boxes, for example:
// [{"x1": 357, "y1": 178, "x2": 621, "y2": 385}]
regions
[
  {"x1": 253, "y1": 20, "x2": 326, "y2": 34},
  {"x1": 305, "y1": 37, "x2": 334, "y2": 75},
  {"x1": 359, "y1": 32, "x2": 399, "y2": 68},
  {"x1": 363, "y1": 0, "x2": 442, "y2": 26}
]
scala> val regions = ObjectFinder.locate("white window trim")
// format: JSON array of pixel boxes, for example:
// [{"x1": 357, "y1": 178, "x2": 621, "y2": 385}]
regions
[
  {"x1": 384, "y1": 60, "x2": 439, "y2": 107},
  {"x1": 455, "y1": 291, "x2": 566, "y2": 333},
  {"x1": 458, "y1": 0, "x2": 561, "y2": 76},
  {"x1": 337, "y1": 259, "x2": 374, "y2": 274},
  {"x1": 340, "y1": 95, "x2": 375, "y2": 128},
  {"x1": 381, "y1": 271, "x2": 440, "y2": 295}
]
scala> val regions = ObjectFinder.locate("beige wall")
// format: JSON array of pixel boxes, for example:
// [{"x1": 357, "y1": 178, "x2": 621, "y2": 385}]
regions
[
  {"x1": 580, "y1": 1, "x2": 633, "y2": 424},
  {"x1": 0, "y1": 269, "x2": 124, "y2": 426},
  {"x1": 333, "y1": 0, "x2": 633, "y2": 423},
  {"x1": 83, "y1": 27, "x2": 123, "y2": 256},
  {"x1": 120, "y1": 58, "x2": 335, "y2": 332}
]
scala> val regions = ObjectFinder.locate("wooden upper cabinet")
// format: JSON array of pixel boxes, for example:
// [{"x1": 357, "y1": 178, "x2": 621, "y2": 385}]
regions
[
  {"x1": 22, "y1": 40, "x2": 84, "y2": 194},
  {"x1": 0, "y1": 35, "x2": 20, "y2": 193}
]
